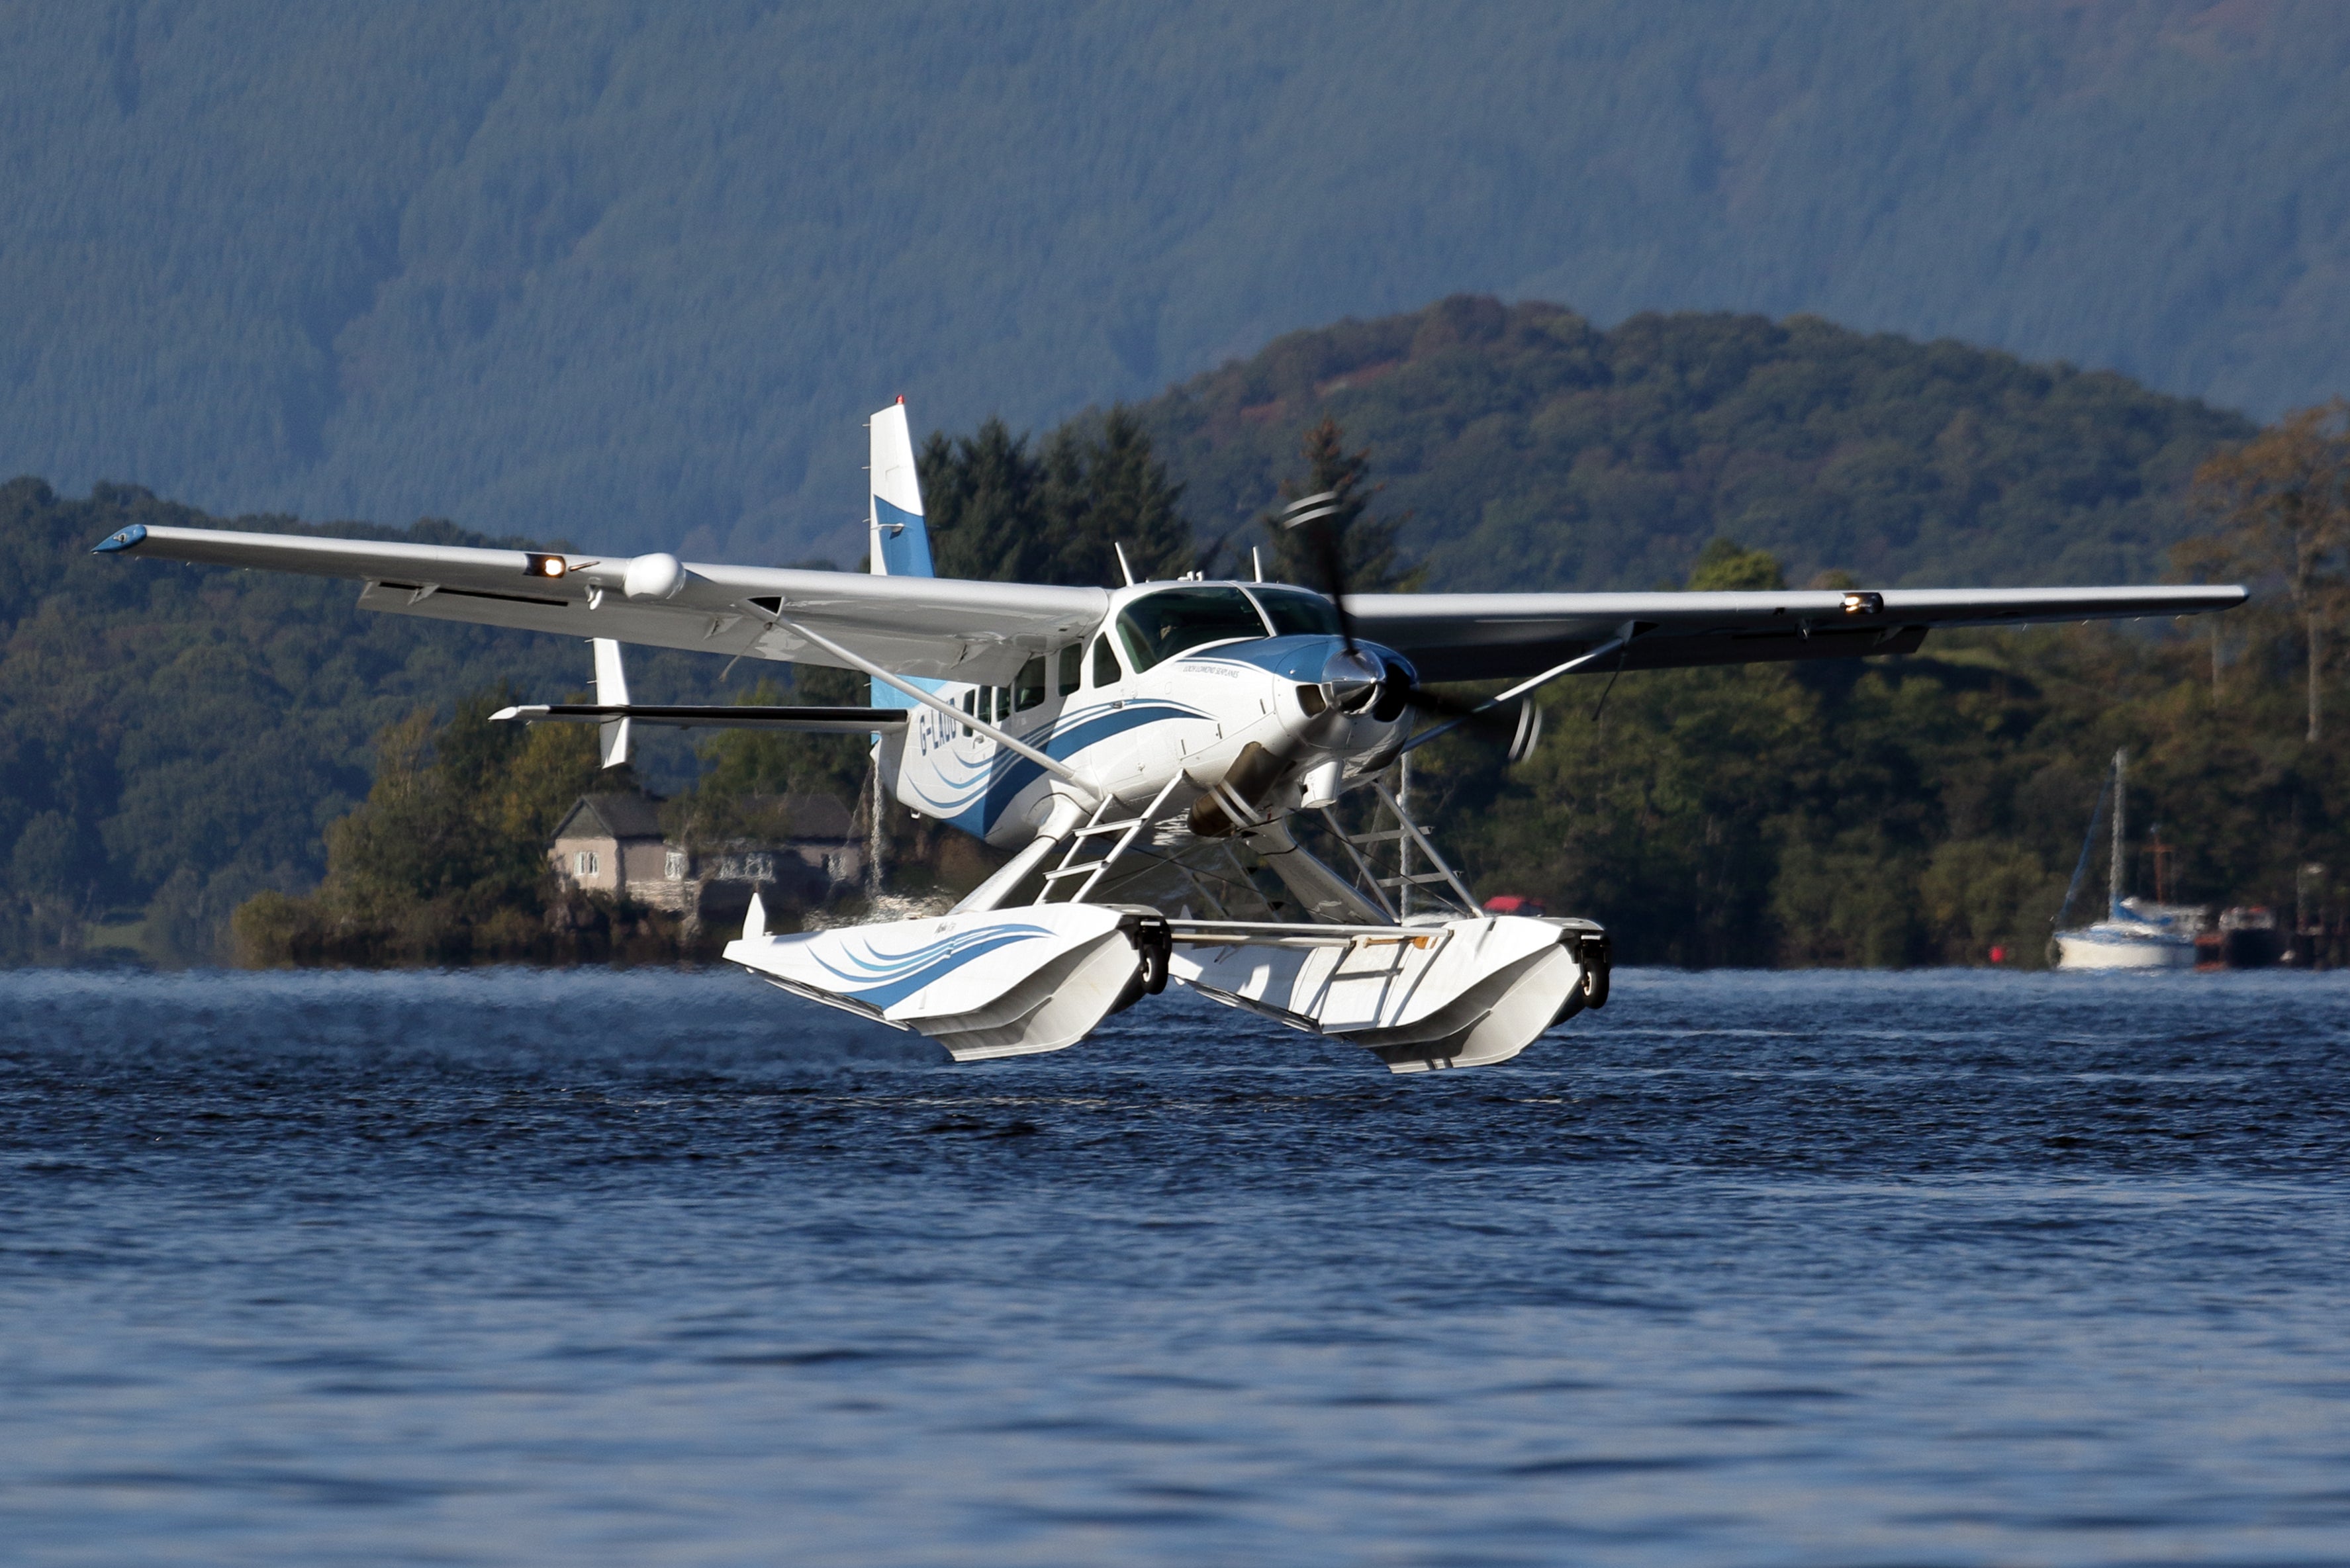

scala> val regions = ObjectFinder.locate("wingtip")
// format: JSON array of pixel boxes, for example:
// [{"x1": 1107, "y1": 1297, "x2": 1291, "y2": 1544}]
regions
[{"x1": 89, "y1": 523, "x2": 148, "y2": 555}]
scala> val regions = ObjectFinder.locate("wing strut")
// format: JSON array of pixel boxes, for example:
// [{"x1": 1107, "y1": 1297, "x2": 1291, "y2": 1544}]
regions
[
  {"x1": 491, "y1": 639, "x2": 906, "y2": 757},
  {"x1": 1399, "y1": 621, "x2": 1646, "y2": 755},
  {"x1": 774, "y1": 617, "x2": 1102, "y2": 806},
  {"x1": 493, "y1": 702, "x2": 908, "y2": 734}
]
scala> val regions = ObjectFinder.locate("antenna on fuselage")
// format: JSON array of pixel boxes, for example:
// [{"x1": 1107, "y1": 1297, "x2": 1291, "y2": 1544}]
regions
[
  {"x1": 1251, "y1": 545, "x2": 1264, "y2": 582},
  {"x1": 1114, "y1": 542, "x2": 1136, "y2": 586}
]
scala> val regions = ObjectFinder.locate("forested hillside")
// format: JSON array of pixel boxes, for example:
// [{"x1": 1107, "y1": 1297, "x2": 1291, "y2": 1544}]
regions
[
  {"x1": 1144, "y1": 298, "x2": 2250, "y2": 592},
  {"x1": 3, "y1": 1, "x2": 2345, "y2": 563},
  {"x1": 1421, "y1": 616, "x2": 2348, "y2": 968},
  {"x1": 3, "y1": 308, "x2": 2337, "y2": 970},
  {"x1": 0, "y1": 412, "x2": 1198, "y2": 964},
  {"x1": 0, "y1": 483, "x2": 736, "y2": 962}
]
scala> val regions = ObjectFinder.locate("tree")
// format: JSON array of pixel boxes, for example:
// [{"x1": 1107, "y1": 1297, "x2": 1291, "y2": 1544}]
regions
[
  {"x1": 920, "y1": 407, "x2": 1193, "y2": 586},
  {"x1": 1049, "y1": 406, "x2": 1192, "y2": 585},
  {"x1": 1687, "y1": 538, "x2": 1788, "y2": 592},
  {"x1": 2192, "y1": 400, "x2": 2350, "y2": 742},
  {"x1": 234, "y1": 691, "x2": 614, "y2": 962},
  {"x1": 921, "y1": 419, "x2": 1053, "y2": 583},
  {"x1": 1260, "y1": 418, "x2": 1411, "y2": 594},
  {"x1": 2169, "y1": 530, "x2": 2237, "y2": 703},
  {"x1": 667, "y1": 672, "x2": 874, "y2": 853}
]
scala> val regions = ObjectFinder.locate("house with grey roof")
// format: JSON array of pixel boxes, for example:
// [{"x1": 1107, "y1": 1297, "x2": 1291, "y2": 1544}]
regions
[
  {"x1": 548, "y1": 792, "x2": 862, "y2": 923},
  {"x1": 549, "y1": 794, "x2": 673, "y2": 901}
]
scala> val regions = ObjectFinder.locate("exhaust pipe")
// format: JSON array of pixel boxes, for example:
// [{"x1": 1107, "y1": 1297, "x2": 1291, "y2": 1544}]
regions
[{"x1": 1188, "y1": 741, "x2": 1288, "y2": 838}]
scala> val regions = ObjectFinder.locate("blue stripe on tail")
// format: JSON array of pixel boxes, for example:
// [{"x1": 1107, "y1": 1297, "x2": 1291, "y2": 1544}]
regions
[{"x1": 874, "y1": 496, "x2": 933, "y2": 578}]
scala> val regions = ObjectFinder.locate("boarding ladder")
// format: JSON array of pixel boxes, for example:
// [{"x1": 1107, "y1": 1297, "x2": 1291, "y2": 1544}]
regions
[{"x1": 1034, "y1": 776, "x2": 1185, "y2": 905}]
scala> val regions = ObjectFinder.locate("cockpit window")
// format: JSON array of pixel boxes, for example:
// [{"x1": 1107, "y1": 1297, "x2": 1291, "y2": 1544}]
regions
[
  {"x1": 1113, "y1": 587, "x2": 1271, "y2": 672},
  {"x1": 1246, "y1": 588, "x2": 1344, "y2": 638}
]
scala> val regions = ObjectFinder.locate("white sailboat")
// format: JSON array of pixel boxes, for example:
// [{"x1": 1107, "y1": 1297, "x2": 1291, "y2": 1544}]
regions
[{"x1": 2053, "y1": 749, "x2": 2198, "y2": 970}]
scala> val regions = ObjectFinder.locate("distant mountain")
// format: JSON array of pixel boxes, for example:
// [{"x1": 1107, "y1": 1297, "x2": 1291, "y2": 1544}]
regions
[
  {"x1": 1141, "y1": 297, "x2": 2251, "y2": 592},
  {"x1": 0, "y1": 1, "x2": 2343, "y2": 562}
]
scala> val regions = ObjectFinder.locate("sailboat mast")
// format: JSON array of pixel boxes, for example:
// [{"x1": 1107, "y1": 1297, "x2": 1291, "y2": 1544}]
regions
[{"x1": 2110, "y1": 747, "x2": 2126, "y2": 914}]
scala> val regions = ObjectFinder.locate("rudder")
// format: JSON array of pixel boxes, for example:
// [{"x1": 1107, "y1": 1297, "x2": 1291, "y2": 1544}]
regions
[
  {"x1": 869, "y1": 398, "x2": 933, "y2": 580},
  {"x1": 867, "y1": 398, "x2": 934, "y2": 719}
]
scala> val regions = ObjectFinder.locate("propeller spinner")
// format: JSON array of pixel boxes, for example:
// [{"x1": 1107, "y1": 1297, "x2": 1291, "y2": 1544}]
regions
[{"x1": 1277, "y1": 490, "x2": 1540, "y2": 762}]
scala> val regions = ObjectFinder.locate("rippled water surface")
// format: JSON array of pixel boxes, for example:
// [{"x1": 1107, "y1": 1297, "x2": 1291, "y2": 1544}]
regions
[{"x1": 3, "y1": 966, "x2": 2347, "y2": 1565}]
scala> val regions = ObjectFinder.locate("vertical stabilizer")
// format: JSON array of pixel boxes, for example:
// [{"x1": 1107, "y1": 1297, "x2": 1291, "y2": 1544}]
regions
[
  {"x1": 867, "y1": 400, "x2": 933, "y2": 719},
  {"x1": 869, "y1": 399, "x2": 933, "y2": 579},
  {"x1": 592, "y1": 637, "x2": 631, "y2": 769}
]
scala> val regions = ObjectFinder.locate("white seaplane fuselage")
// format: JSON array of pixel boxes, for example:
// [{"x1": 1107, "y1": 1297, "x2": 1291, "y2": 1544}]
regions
[
  {"x1": 724, "y1": 577, "x2": 1607, "y2": 1073},
  {"x1": 886, "y1": 583, "x2": 1409, "y2": 848}
]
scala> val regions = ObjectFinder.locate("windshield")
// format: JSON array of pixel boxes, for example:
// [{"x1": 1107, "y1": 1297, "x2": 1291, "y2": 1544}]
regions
[
  {"x1": 1114, "y1": 587, "x2": 1271, "y2": 671},
  {"x1": 1246, "y1": 588, "x2": 1344, "y2": 638}
]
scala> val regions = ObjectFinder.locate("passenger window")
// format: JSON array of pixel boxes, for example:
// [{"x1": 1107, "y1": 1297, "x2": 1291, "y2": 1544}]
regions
[
  {"x1": 1091, "y1": 635, "x2": 1121, "y2": 688},
  {"x1": 1057, "y1": 644, "x2": 1082, "y2": 697},
  {"x1": 1015, "y1": 657, "x2": 1047, "y2": 713}
]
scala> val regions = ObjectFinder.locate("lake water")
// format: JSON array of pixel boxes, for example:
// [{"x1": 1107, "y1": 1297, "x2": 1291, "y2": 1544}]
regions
[{"x1": 2, "y1": 966, "x2": 2346, "y2": 1565}]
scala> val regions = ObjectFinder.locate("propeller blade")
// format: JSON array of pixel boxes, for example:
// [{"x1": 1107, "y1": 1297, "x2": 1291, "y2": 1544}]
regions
[
  {"x1": 1400, "y1": 682, "x2": 1524, "y2": 745},
  {"x1": 1280, "y1": 490, "x2": 1359, "y2": 653},
  {"x1": 1510, "y1": 700, "x2": 1543, "y2": 764}
]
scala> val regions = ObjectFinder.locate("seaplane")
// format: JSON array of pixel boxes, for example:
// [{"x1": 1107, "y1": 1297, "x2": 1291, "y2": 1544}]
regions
[{"x1": 93, "y1": 400, "x2": 2245, "y2": 1071}]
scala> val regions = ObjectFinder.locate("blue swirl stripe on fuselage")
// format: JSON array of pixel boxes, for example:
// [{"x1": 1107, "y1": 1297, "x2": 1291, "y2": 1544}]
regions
[{"x1": 908, "y1": 700, "x2": 1211, "y2": 834}]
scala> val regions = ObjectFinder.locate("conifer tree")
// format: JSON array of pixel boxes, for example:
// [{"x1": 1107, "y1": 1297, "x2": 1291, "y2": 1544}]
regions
[
  {"x1": 1260, "y1": 418, "x2": 1410, "y2": 593},
  {"x1": 1058, "y1": 405, "x2": 1192, "y2": 584},
  {"x1": 917, "y1": 407, "x2": 1192, "y2": 586},
  {"x1": 919, "y1": 419, "x2": 1048, "y2": 582}
]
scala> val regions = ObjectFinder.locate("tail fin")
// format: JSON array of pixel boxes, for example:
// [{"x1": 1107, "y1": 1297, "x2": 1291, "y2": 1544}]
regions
[
  {"x1": 869, "y1": 398, "x2": 933, "y2": 579},
  {"x1": 867, "y1": 398, "x2": 932, "y2": 713}
]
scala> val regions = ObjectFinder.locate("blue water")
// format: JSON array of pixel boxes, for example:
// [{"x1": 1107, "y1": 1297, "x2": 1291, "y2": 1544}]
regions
[{"x1": 3, "y1": 967, "x2": 2347, "y2": 1566}]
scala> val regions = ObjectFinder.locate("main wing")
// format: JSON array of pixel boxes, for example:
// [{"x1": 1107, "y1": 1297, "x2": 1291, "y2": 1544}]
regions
[
  {"x1": 91, "y1": 523, "x2": 1105, "y2": 683},
  {"x1": 93, "y1": 521, "x2": 2245, "y2": 684},
  {"x1": 1350, "y1": 584, "x2": 2248, "y2": 682}
]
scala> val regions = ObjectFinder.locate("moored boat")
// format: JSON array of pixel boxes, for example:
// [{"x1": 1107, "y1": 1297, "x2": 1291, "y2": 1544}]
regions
[
  {"x1": 2054, "y1": 911, "x2": 2198, "y2": 969},
  {"x1": 2053, "y1": 749, "x2": 2198, "y2": 970}
]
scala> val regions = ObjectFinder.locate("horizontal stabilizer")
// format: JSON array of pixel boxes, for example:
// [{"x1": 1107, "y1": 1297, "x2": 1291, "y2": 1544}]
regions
[{"x1": 491, "y1": 702, "x2": 906, "y2": 734}]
